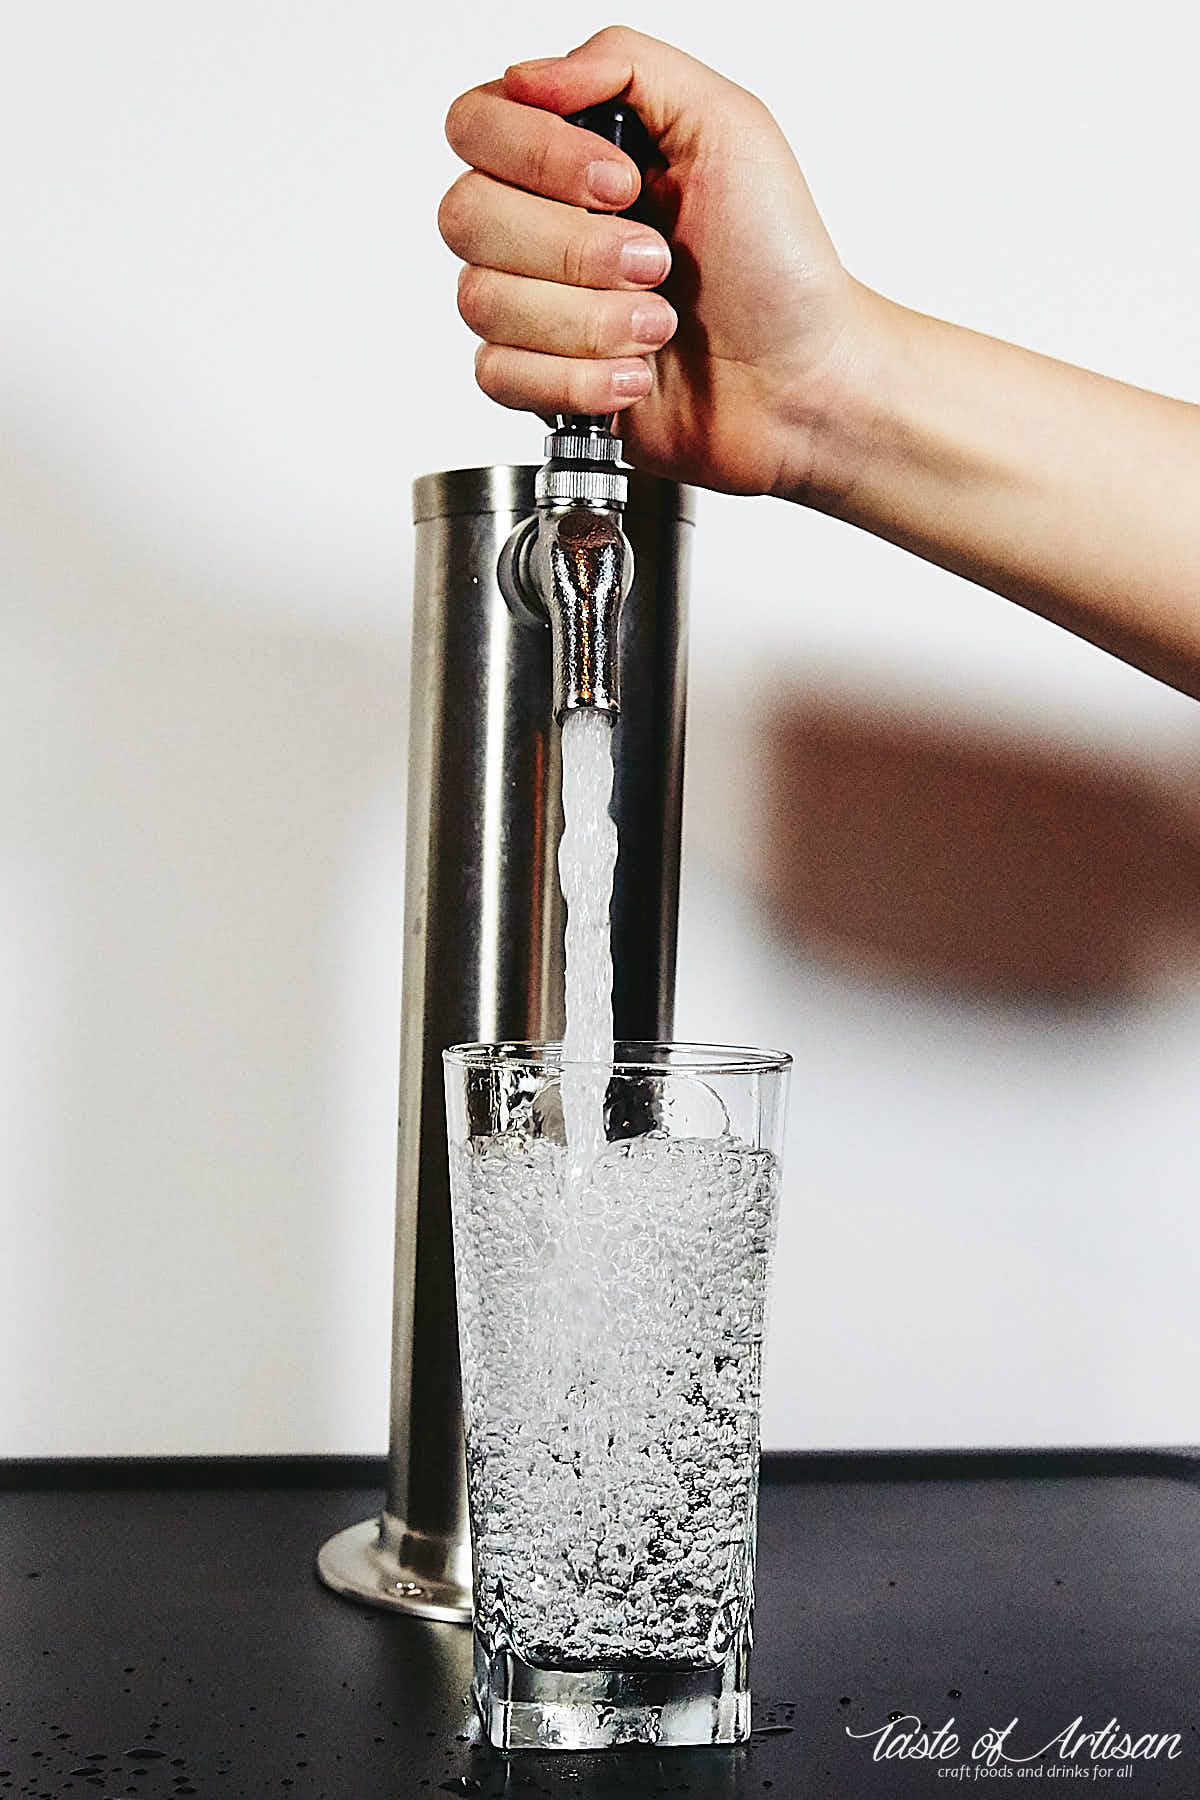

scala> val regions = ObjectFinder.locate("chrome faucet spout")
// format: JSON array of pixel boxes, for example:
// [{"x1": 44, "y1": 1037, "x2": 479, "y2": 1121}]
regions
[
  {"x1": 533, "y1": 502, "x2": 632, "y2": 719},
  {"x1": 496, "y1": 422, "x2": 636, "y2": 719}
]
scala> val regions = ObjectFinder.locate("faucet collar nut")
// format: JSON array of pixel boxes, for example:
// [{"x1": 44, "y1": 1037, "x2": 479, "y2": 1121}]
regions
[
  {"x1": 535, "y1": 467, "x2": 628, "y2": 506},
  {"x1": 543, "y1": 429, "x2": 622, "y2": 466}
]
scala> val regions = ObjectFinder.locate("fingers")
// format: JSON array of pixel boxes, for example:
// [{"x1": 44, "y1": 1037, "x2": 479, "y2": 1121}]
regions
[
  {"x1": 439, "y1": 169, "x2": 672, "y2": 417},
  {"x1": 441, "y1": 25, "x2": 722, "y2": 423},
  {"x1": 445, "y1": 80, "x2": 641, "y2": 212},
  {"x1": 503, "y1": 24, "x2": 757, "y2": 155},
  {"x1": 458, "y1": 265, "x2": 676, "y2": 360},
  {"x1": 474, "y1": 344, "x2": 654, "y2": 416},
  {"x1": 438, "y1": 172, "x2": 670, "y2": 291}
]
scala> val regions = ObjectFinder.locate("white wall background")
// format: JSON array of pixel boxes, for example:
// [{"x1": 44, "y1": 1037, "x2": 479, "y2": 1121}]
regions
[{"x1": 2, "y1": 1, "x2": 1198, "y2": 1455}]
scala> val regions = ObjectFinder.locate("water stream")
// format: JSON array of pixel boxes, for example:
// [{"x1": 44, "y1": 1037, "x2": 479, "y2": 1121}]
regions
[{"x1": 556, "y1": 708, "x2": 618, "y2": 1193}]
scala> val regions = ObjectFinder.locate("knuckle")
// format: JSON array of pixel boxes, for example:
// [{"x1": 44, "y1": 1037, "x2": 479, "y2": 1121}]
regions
[
  {"x1": 473, "y1": 341, "x2": 501, "y2": 397},
  {"x1": 446, "y1": 94, "x2": 467, "y2": 152},
  {"x1": 455, "y1": 264, "x2": 489, "y2": 332},
  {"x1": 561, "y1": 228, "x2": 592, "y2": 288},
  {"x1": 444, "y1": 90, "x2": 479, "y2": 155},
  {"x1": 591, "y1": 23, "x2": 637, "y2": 52},
  {"x1": 586, "y1": 305, "x2": 610, "y2": 360},
  {"x1": 437, "y1": 172, "x2": 478, "y2": 252},
  {"x1": 564, "y1": 360, "x2": 600, "y2": 415},
  {"x1": 436, "y1": 182, "x2": 464, "y2": 251},
  {"x1": 522, "y1": 131, "x2": 553, "y2": 196}
]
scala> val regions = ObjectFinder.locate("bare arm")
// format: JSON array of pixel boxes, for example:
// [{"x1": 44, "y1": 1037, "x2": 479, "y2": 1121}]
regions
[{"x1": 798, "y1": 287, "x2": 1200, "y2": 698}]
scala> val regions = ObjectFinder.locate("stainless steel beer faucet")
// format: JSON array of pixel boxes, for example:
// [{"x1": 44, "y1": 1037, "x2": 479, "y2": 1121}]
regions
[
  {"x1": 499, "y1": 415, "x2": 633, "y2": 719},
  {"x1": 317, "y1": 104, "x2": 691, "y2": 1622}
]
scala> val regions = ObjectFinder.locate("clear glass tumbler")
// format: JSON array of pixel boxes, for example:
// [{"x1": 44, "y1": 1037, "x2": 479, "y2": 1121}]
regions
[{"x1": 443, "y1": 1040, "x2": 791, "y2": 1751}]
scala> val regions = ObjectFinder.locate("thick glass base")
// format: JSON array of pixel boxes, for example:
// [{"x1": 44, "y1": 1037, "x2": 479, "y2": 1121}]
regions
[{"x1": 472, "y1": 1629, "x2": 751, "y2": 1750}]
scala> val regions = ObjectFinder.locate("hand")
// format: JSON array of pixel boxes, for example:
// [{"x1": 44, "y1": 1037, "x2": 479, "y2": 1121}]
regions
[
  {"x1": 438, "y1": 25, "x2": 869, "y2": 499},
  {"x1": 439, "y1": 28, "x2": 1200, "y2": 699}
]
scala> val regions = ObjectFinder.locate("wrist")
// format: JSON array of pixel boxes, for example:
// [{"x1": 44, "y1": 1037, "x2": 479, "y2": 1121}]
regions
[{"x1": 768, "y1": 279, "x2": 906, "y2": 518}]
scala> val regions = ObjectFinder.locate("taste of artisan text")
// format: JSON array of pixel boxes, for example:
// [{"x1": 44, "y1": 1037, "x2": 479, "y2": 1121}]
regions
[{"x1": 846, "y1": 1714, "x2": 1182, "y2": 1767}]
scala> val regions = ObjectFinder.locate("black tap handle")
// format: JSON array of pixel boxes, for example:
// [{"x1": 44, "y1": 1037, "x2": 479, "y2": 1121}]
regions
[{"x1": 561, "y1": 101, "x2": 660, "y2": 440}]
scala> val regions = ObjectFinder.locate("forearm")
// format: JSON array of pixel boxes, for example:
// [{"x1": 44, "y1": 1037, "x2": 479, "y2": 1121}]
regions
[{"x1": 793, "y1": 284, "x2": 1200, "y2": 699}]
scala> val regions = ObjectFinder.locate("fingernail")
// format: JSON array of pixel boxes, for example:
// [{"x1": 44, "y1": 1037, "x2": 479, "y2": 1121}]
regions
[
  {"x1": 619, "y1": 238, "x2": 670, "y2": 283},
  {"x1": 507, "y1": 56, "x2": 563, "y2": 74},
  {"x1": 632, "y1": 302, "x2": 674, "y2": 345},
  {"x1": 587, "y1": 159, "x2": 635, "y2": 205},
  {"x1": 612, "y1": 363, "x2": 652, "y2": 398}
]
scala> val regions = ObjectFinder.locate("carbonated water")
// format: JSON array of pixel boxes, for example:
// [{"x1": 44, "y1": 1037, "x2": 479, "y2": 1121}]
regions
[{"x1": 450, "y1": 1126, "x2": 779, "y2": 1665}]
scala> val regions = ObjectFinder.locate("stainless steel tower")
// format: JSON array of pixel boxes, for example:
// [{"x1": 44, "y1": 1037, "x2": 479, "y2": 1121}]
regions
[{"x1": 316, "y1": 461, "x2": 692, "y2": 1618}]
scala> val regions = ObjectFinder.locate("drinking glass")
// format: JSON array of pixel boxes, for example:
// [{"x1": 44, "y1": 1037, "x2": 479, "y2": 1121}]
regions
[{"x1": 443, "y1": 1040, "x2": 791, "y2": 1751}]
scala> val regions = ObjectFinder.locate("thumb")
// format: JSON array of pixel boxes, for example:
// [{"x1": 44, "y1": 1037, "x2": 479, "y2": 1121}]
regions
[{"x1": 503, "y1": 25, "x2": 757, "y2": 156}]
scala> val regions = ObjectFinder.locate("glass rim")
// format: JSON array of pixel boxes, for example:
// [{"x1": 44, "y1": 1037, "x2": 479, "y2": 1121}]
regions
[{"x1": 442, "y1": 1038, "x2": 792, "y2": 1077}]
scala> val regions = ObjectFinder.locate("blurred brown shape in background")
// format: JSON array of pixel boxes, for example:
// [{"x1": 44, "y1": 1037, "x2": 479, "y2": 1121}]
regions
[{"x1": 761, "y1": 695, "x2": 1200, "y2": 1002}]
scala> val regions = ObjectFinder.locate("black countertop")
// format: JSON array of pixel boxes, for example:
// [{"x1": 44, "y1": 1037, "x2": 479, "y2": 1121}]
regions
[{"x1": 1, "y1": 1451, "x2": 1197, "y2": 1799}]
